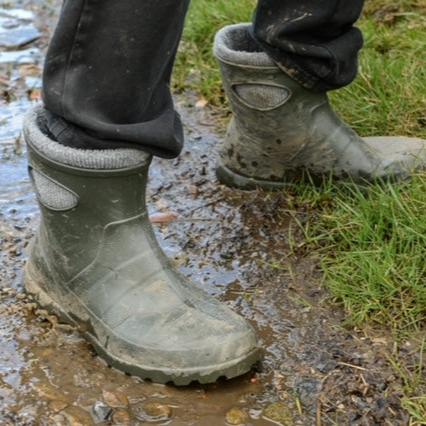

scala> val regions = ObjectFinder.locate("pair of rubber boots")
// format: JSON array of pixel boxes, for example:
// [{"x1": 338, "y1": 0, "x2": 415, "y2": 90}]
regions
[{"x1": 24, "y1": 24, "x2": 426, "y2": 385}]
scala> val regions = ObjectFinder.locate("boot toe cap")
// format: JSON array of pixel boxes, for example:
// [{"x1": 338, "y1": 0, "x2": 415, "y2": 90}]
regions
[
  {"x1": 91, "y1": 301, "x2": 260, "y2": 383},
  {"x1": 364, "y1": 136, "x2": 426, "y2": 174}
]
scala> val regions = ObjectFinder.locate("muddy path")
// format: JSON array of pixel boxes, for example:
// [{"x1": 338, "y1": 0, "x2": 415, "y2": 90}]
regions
[{"x1": 0, "y1": 1, "x2": 409, "y2": 425}]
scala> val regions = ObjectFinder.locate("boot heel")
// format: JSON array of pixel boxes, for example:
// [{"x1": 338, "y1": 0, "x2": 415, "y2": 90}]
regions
[
  {"x1": 216, "y1": 163, "x2": 290, "y2": 191},
  {"x1": 24, "y1": 262, "x2": 74, "y2": 325}
]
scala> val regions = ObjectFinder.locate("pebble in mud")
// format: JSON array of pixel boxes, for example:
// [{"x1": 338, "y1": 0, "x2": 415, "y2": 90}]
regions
[
  {"x1": 91, "y1": 401, "x2": 112, "y2": 423},
  {"x1": 132, "y1": 401, "x2": 172, "y2": 422},
  {"x1": 0, "y1": 25, "x2": 41, "y2": 48},
  {"x1": 263, "y1": 402, "x2": 294, "y2": 426},
  {"x1": 0, "y1": 9, "x2": 41, "y2": 49},
  {"x1": 225, "y1": 407, "x2": 249, "y2": 425}
]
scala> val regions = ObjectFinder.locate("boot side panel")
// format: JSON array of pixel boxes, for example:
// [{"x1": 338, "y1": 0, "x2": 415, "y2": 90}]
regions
[
  {"x1": 27, "y1": 146, "x2": 149, "y2": 286},
  {"x1": 218, "y1": 62, "x2": 329, "y2": 181}
]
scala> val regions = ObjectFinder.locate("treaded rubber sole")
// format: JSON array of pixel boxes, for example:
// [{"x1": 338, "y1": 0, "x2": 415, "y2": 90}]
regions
[
  {"x1": 217, "y1": 162, "x2": 412, "y2": 190},
  {"x1": 216, "y1": 163, "x2": 293, "y2": 191},
  {"x1": 24, "y1": 263, "x2": 261, "y2": 386}
]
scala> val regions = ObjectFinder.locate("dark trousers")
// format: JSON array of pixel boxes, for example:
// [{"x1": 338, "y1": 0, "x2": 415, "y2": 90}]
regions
[{"x1": 43, "y1": 0, "x2": 365, "y2": 158}]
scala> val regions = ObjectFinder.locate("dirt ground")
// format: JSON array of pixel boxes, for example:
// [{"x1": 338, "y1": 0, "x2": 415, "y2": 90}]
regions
[{"x1": 0, "y1": 1, "x2": 411, "y2": 424}]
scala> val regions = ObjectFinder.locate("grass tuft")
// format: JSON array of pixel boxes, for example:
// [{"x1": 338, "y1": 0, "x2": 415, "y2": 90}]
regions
[
  {"x1": 297, "y1": 177, "x2": 426, "y2": 331},
  {"x1": 174, "y1": 0, "x2": 256, "y2": 105}
]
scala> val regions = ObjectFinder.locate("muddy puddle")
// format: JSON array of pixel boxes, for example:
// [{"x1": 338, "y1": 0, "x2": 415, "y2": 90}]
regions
[{"x1": 0, "y1": 1, "x2": 410, "y2": 425}]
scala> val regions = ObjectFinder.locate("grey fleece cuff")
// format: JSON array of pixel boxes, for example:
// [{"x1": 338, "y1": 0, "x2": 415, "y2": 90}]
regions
[
  {"x1": 213, "y1": 23, "x2": 276, "y2": 68},
  {"x1": 23, "y1": 106, "x2": 151, "y2": 170}
]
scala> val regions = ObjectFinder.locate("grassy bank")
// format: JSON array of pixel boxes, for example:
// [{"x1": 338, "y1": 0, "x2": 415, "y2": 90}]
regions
[
  {"x1": 174, "y1": 0, "x2": 426, "y2": 422},
  {"x1": 290, "y1": 176, "x2": 426, "y2": 422}
]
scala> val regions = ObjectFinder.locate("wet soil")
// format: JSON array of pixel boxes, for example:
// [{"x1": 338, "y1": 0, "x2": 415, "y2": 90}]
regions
[{"x1": 0, "y1": 1, "x2": 410, "y2": 425}]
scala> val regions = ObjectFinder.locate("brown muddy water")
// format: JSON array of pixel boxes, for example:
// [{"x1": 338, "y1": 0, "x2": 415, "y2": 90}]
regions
[{"x1": 0, "y1": 1, "x2": 410, "y2": 425}]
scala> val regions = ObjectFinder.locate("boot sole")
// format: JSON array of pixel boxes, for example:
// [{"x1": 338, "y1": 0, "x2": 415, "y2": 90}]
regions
[
  {"x1": 24, "y1": 262, "x2": 261, "y2": 386},
  {"x1": 216, "y1": 163, "x2": 292, "y2": 191},
  {"x1": 217, "y1": 162, "x2": 413, "y2": 190}
]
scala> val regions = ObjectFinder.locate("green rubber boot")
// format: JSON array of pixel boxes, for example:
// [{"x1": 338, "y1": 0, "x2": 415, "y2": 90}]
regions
[
  {"x1": 23, "y1": 107, "x2": 260, "y2": 385},
  {"x1": 213, "y1": 24, "x2": 426, "y2": 189}
]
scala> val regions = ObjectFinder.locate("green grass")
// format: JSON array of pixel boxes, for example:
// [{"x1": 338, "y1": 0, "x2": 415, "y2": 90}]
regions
[
  {"x1": 291, "y1": 177, "x2": 426, "y2": 330},
  {"x1": 174, "y1": 0, "x2": 426, "y2": 422},
  {"x1": 331, "y1": 5, "x2": 426, "y2": 140},
  {"x1": 174, "y1": 0, "x2": 256, "y2": 105}
]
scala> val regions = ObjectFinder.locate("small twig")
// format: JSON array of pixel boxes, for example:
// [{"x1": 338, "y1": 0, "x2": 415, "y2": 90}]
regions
[
  {"x1": 175, "y1": 218, "x2": 221, "y2": 223},
  {"x1": 295, "y1": 397, "x2": 303, "y2": 416},
  {"x1": 316, "y1": 400, "x2": 322, "y2": 426},
  {"x1": 360, "y1": 373, "x2": 370, "y2": 396},
  {"x1": 187, "y1": 197, "x2": 225, "y2": 214},
  {"x1": 337, "y1": 362, "x2": 368, "y2": 371}
]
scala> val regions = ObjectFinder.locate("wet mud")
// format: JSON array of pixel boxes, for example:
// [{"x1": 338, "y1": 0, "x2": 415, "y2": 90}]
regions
[{"x1": 0, "y1": 1, "x2": 410, "y2": 425}]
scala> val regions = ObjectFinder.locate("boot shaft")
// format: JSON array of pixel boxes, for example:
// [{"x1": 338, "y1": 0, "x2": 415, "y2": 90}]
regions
[{"x1": 24, "y1": 107, "x2": 151, "y2": 279}]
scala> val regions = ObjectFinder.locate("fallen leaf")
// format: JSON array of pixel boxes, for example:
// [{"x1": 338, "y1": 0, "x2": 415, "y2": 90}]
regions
[
  {"x1": 226, "y1": 407, "x2": 248, "y2": 425},
  {"x1": 195, "y1": 98, "x2": 208, "y2": 108},
  {"x1": 29, "y1": 88, "x2": 41, "y2": 101},
  {"x1": 112, "y1": 409, "x2": 131, "y2": 425},
  {"x1": 49, "y1": 400, "x2": 68, "y2": 413},
  {"x1": 149, "y1": 212, "x2": 178, "y2": 224},
  {"x1": 142, "y1": 402, "x2": 172, "y2": 419},
  {"x1": 102, "y1": 389, "x2": 128, "y2": 408}
]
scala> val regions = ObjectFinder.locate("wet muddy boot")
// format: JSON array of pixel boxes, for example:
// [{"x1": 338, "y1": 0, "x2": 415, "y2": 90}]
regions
[
  {"x1": 23, "y1": 107, "x2": 260, "y2": 385},
  {"x1": 213, "y1": 24, "x2": 426, "y2": 189}
]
